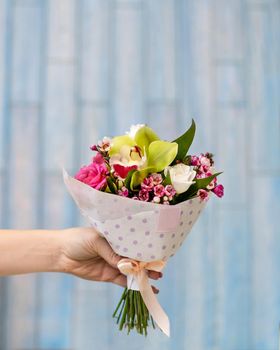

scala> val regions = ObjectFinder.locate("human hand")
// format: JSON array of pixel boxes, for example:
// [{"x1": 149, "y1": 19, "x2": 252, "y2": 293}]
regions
[{"x1": 60, "y1": 227, "x2": 162, "y2": 289}]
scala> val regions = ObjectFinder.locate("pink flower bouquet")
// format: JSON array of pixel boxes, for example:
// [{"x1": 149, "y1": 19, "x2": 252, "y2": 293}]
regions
[{"x1": 63, "y1": 120, "x2": 223, "y2": 336}]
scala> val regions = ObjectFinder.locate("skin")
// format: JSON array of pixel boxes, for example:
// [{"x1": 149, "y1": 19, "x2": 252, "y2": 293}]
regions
[{"x1": 0, "y1": 227, "x2": 161, "y2": 291}]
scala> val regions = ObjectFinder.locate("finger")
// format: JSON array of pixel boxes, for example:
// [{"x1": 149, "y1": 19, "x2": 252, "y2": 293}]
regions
[
  {"x1": 147, "y1": 271, "x2": 163, "y2": 280},
  {"x1": 94, "y1": 236, "x2": 122, "y2": 268},
  {"x1": 111, "y1": 273, "x2": 127, "y2": 288}
]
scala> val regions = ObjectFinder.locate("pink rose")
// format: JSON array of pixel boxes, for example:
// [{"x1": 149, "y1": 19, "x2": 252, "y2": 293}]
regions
[
  {"x1": 212, "y1": 184, "x2": 224, "y2": 198},
  {"x1": 75, "y1": 162, "x2": 108, "y2": 190}
]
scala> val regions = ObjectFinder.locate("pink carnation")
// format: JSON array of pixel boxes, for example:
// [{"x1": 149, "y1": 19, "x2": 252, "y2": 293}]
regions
[
  {"x1": 141, "y1": 177, "x2": 154, "y2": 191},
  {"x1": 139, "y1": 189, "x2": 150, "y2": 201},
  {"x1": 212, "y1": 184, "x2": 224, "y2": 198},
  {"x1": 198, "y1": 189, "x2": 209, "y2": 202},
  {"x1": 151, "y1": 173, "x2": 163, "y2": 185},
  {"x1": 118, "y1": 186, "x2": 129, "y2": 197},
  {"x1": 191, "y1": 155, "x2": 200, "y2": 166},
  {"x1": 154, "y1": 184, "x2": 165, "y2": 197},
  {"x1": 75, "y1": 162, "x2": 108, "y2": 190},
  {"x1": 164, "y1": 185, "x2": 176, "y2": 197}
]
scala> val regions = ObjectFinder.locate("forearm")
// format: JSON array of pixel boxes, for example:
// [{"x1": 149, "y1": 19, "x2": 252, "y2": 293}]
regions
[{"x1": 0, "y1": 229, "x2": 66, "y2": 276}]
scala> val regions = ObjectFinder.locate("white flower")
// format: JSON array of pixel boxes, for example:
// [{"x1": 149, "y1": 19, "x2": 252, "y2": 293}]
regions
[
  {"x1": 165, "y1": 163, "x2": 196, "y2": 194},
  {"x1": 126, "y1": 124, "x2": 145, "y2": 139}
]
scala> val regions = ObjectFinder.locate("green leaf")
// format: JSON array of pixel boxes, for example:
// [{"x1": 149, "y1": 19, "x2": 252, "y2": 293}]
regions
[
  {"x1": 134, "y1": 126, "x2": 159, "y2": 155},
  {"x1": 107, "y1": 177, "x2": 118, "y2": 194},
  {"x1": 173, "y1": 119, "x2": 196, "y2": 161},
  {"x1": 175, "y1": 172, "x2": 222, "y2": 202},
  {"x1": 147, "y1": 141, "x2": 178, "y2": 173},
  {"x1": 109, "y1": 135, "x2": 135, "y2": 156},
  {"x1": 163, "y1": 170, "x2": 172, "y2": 186},
  {"x1": 124, "y1": 169, "x2": 137, "y2": 189}
]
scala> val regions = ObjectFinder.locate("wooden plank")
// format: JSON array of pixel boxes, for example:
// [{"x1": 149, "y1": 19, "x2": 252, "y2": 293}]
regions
[
  {"x1": 214, "y1": 108, "x2": 247, "y2": 205},
  {"x1": 5, "y1": 105, "x2": 40, "y2": 349},
  {"x1": 248, "y1": 6, "x2": 280, "y2": 171},
  {"x1": 80, "y1": 0, "x2": 110, "y2": 103},
  {"x1": 0, "y1": 0, "x2": 7, "y2": 169},
  {"x1": 72, "y1": 280, "x2": 110, "y2": 350},
  {"x1": 250, "y1": 177, "x2": 280, "y2": 349},
  {"x1": 213, "y1": 0, "x2": 244, "y2": 61},
  {"x1": 78, "y1": 105, "x2": 109, "y2": 166},
  {"x1": 113, "y1": 3, "x2": 143, "y2": 134},
  {"x1": 214, "y1": 208, "x2": 249, "y2": 349},
  {"x1": 145, "y1": 0, "x2": 176, "y2": 102},
  {"x1": 48, "y1": 0, "x2": 76, "y2": 61},
  {"x1": 216, "y1": 64, "x2": 245, "y2": 106},
  {"x1": 11, "y1": 3, "x2": 43, "y2": 104},
  {"x1": 44, "y1": 63, "x2": 76, "y2": 171},
  {"x1": 176, "y1": 0, "x2": 214, "y2": 148}
]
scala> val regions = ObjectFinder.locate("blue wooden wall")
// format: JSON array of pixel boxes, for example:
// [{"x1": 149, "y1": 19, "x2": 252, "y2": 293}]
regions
[{"x1": 0, "y1": 0, "x2": 279, "y2": 349}]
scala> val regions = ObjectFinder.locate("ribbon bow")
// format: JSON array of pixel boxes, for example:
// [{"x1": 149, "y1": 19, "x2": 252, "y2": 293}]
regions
[{"x1": 117, "y1": 258, "x2": 170, "y2": 336}]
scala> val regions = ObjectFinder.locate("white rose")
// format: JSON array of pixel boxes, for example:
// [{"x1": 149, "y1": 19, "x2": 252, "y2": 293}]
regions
[
  {"x1": 165, "y1": 163, "x2": 196, "y2": 194},
  {"x1": 127, "y1": 124, "x2": 145, "y2": 139}
]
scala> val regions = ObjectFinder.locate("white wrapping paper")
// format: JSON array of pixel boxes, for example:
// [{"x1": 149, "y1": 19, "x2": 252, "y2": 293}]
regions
[{"x1": 63, "y1": 169, "x2": 207, "y2": 262}]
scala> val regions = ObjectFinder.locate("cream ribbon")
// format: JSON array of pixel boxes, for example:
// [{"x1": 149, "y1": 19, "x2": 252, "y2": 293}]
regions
[{"x1": 117, "y1": 258, "x2": 170, "y2": 337}]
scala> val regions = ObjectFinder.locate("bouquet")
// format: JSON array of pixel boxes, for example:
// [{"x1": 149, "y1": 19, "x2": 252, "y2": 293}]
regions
[{"x1": 63, "y1": 120, "x2": 223, "y2": 336}]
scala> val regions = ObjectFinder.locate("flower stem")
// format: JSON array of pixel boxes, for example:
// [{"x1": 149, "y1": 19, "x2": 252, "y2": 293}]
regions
[{"x1": 113, "y1": 287, "x2": 155, "y2": 335}]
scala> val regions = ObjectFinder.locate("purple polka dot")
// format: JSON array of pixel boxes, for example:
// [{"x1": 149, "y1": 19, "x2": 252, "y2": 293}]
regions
[
  {"x1": 133, "y1": 240, "x2": 138, "y2": 245},
  {"x1": 155, "y1": 210, "x2": 159, "y2": 214},
  {"x1": 162, "y1": 245, "x2": 166, "y2": 250},
  {"x1": 180, "y1": 242, "x2": 183, "y2": 247},
  {"x1": 189, "y1": 210, "x2": 193, "y2": 215},
  {"x1": 142, "y1": 218, "x2": 147, "y2": 223},
  {"x1": 189, "y1": 200, "x2": 193, "y2": 204},
  {"x1": 116, "y1": 245, "x2": 120, "y2": 249},
  {"x1": 127, "y1": 215, "x2": 132, "y2": 220},
  {"x1": 145, "y1": 231, "x2": 150, "y2": 236},
  {"x1": 180, "y1": 222, "x2": 183, "y2": 226},
  {"x1": 180, "y1": 232, "x2": 184, "y2": 237},
  {"x1": 123, "y1": 247, "x2": 128, "y2": 252},
  {"x1": 130, "y1": 228, "x2": 135, "y2": 232},
  {"x1": 137, "y1": 253, "x2": 142, "y2": 258},
  {"x1": 114, "y1": 198, "x2": 118, "y2": 203},
  {"x1": 115, "y1": 224, "x2": 120, "y2": 229},
  {"x1": 160, "y1": 233, "x2": 164, "y2": 238},
  {"x1": 198, "y1": 210, "x2": 201, "y2": 214},
  {"x1": 118, "y1": 236, "x2": 123, "y2": 241},
  {"x1": 150, "y1": 255, "x2": 155, "y2": 260},
  {"x1": 180, "y1": 210, "x2": 183, "y2": 216},
  {"x1": 172, "y1": 244, "x2": 176, "y2": 249},
  {"x1": 172, "y1": 233, "x2": 175, "y2": 238},
  {"x1": 170, "y1": 253, "x2": 174, "y2": 257},
  {"x1": 104, "y1": 231, "x2": 109, "y2": 236},
  {"x1": 188, "y1": 221, "x2": 193, "y2": 225},
  {"x1": 148, "y1": 243, "x2": 153, "y2": 248}
]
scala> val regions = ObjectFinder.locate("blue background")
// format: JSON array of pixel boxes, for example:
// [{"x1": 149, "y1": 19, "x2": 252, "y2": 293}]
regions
[{"x1": 0, "y1": 0, "x2": 279, "y2": 349}]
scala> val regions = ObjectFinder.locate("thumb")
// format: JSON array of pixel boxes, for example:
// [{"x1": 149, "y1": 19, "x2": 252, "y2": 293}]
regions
[{"x1": 94, "y1": 235, "x2": 122, "y2": 268}]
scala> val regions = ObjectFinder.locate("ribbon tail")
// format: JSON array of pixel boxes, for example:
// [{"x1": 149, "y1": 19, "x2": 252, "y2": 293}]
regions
[{"x1": 138, "y1": 270, "x2": 170, "y2": 337}]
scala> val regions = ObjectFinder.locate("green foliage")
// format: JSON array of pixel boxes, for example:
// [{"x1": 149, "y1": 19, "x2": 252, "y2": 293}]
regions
[
  {"x1": 147, "y1": 141, "x2": 178, "y2": 173},
  {"x1": 173, "y1": 119, "x2": 196, "y2": 161}
]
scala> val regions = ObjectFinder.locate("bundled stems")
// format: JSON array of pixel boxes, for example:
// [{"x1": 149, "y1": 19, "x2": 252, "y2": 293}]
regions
[{"x1": 112, "y1": 288, "x2": 156, "y2": 335}]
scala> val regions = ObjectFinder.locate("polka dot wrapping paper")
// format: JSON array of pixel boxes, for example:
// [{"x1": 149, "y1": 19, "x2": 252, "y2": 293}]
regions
[{"x1": 63, "y1": 169, "x2": 207, "y2": 262}]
